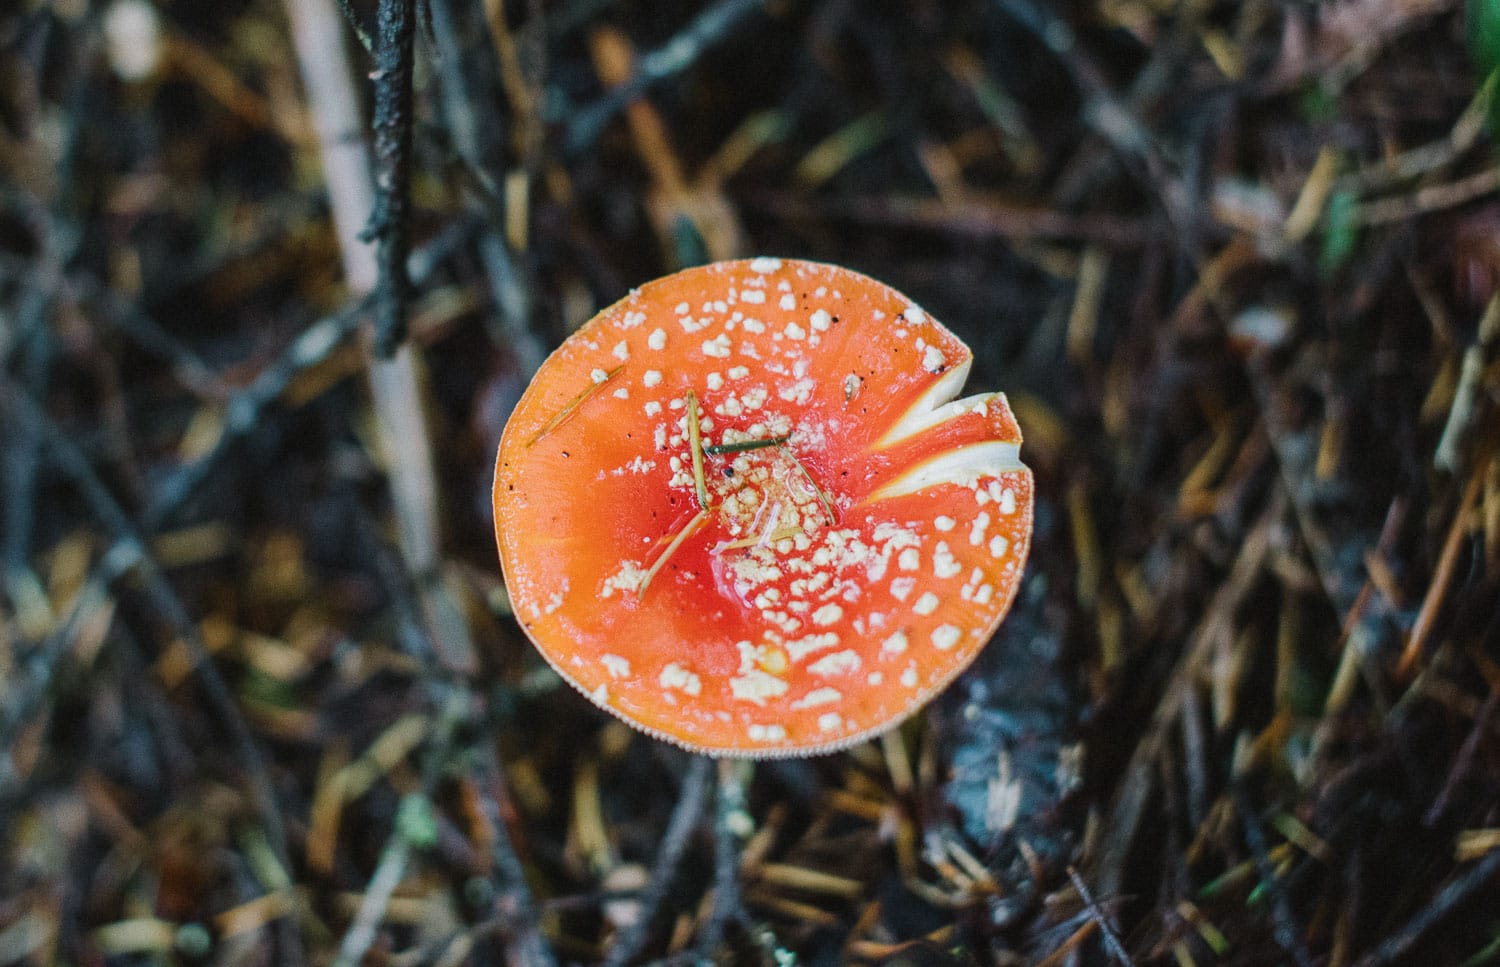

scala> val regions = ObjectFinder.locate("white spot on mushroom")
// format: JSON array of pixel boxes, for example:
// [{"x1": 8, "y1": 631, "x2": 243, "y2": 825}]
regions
[
  {"x1": 901, "y1": 664, "x2": 918, "y2": 688},
  {"x1": 590, "y1": 368, "x2": 609, "y2": 383},
  {"x1": 913, "y1": 592, "x2": 940, "y2": 615},
  {"x1": 783, "y1": 322, "x2": 806, "y2": 340},
  {"x1": 786, "y1": 632, "x2": 840, "y2": 662},
  {"x1": 791, "y1": 687, "x2": 842, "y2": 709},
  {"x1": 613, "y1": 387, "x2": 629, "y2": 399},
  {"x1": 730, "y1": 670, "x2": 789, "y2": 706},
  {"x1": 706, "y1": 371, "x2": 724, "y2": 391},
  {"x1": 932, "y1": 542, "x2": 962, "y2": 579},
  {"x1": 922, "y1": 344, "x2": 946, "y2": 373},
  {"x1": 812, "y1": 604, "x2": 844, "y2": 627},
  {"x1": 778, "y1": 379, "x2": 815, "y2": 404},
  {"x1": 808, "y1": 650, "x2": 861, "y2": 677},
  {"x1": 818, "y1": 712, "x2": 842, "y2": 732},
  {"x1": 747, "y1": 723, "x2": 788, "y2": 741},
  {"x1": 779, "y1": 293, "x2": 797, "y2": 311},
  {"x1": 601, "y1": 562, "x2": 649, "y2": 598},
  {"x1": 906, "y1": 305, "x2": 926, "y2": 323},
  {"x1": 999, "y1": 487, "x2": 1018, "y2": 515},
  {"x1": 675, "y1": 301, "x2": 690, "y2": 315},
  {"x1": 659, "y1": 662, "x2": 702, "y2": 696},
  {"x1": 601, "y1": 654, "x2": 631, "y2": 678},
  {"x1": 989, "y1": 535, "x2": 1010, "y2": 559},
  {"x1": 750, "y1": 257, "x2": 783, "y2": 273},
  {"x1": 931, "y1": 625, "x2": 961, "y2": 651},
  {"x1": 643, "y1": 370, "x2": 662, "y2": 387},
  {"x1": 899, "y1": 548, "x2": 921, "y2": 571},
  {"x1": 882, "y1": 630, "x2": 909, "y2": 655},
  {"x1": 702, "y1": 334, "x2": 732, "y2": 358},
  {"x1": 935, "y1": 516, "x2": 955, "y2": 531},
  {"x1": 740, "y1": 288, "x2": 766, "y2": 304},
  {"x1": 591, "y1": 684, "x2": 609, "y2": 704},
  {"x1": 612, "y1": 341, "x2": 629, "y2": 361},
  {"x1": 648, "y1": 328, "x2": 667, "y2": 350},
  {"x1": 889, "y1": 577, "x2": 916, "y2": 601},
  {"x1": 728, "y1": 365, "x2": 750, "y2": 379},
  {"x1": 644, "y1": 401, "x2": 662, "y2": 417},
  {"x1": 970, "y1": 512, "x2": 991, "y2": 546}
]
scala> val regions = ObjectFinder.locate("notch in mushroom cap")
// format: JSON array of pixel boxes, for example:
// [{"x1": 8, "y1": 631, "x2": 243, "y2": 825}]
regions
[{"x1": 493, "y1": 258, "x2": 1033, "y2": 758}]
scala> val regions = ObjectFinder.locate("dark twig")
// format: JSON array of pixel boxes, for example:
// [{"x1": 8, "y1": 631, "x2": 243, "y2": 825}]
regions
[
  {"x1": 564, "y1": 0, "x2": 769, "y2": 156},
  {"x1": 331, "y1": 684, "x2": 469, "y2": 967},
  {"x1": 1066, "y1": 867, "x2": 1135, "y2": 967},
  {"x1": 0, "y1": 378, "x2": 306, "y2": 967},
  {"x1": 333, "y1": 0, "x2": 375, "y2": 53},
  {"x1": 425, "y1": 0, "x2": 546, "y2": 377},
  {"x1": 603, "y1": 755, "x2": 713, "y2": 967},
  {"x1": 365, "y1": 0, "x2": 417, "y2": 356},
  {"x1": 697, "y1": 759, "x2": 749, "y2": 960},
  {"x1": 144, "y1": 228, "x2": 464, "y2": 532},
  {"x1": 1422, "y1": 686, "x2": 1500, "y2": 827},
  {"x1": 339, "y1": 486, "x2": 556, "y2": 966},
  {"x1": 471, "y1": 740, "x2": 559, "y2": 967},
  {"x1": 1350, "y1": 849, "x2": 1500, "y2": 967},
  {"x1": 1233, "y1": 786, "x2": 1315, "y2": 967}
]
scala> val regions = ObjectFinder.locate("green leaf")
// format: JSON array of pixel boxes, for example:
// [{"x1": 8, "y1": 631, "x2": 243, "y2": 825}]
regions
[
  {"x1": 396, "y1": 793, "x2": 439, "y2": 849},
  {"x1": 1470, "y1": 0, "x2": 1500, "y2": 73},
  {"x1": 1320, "y1": 189, "x2": 1360, "y2": 275}
]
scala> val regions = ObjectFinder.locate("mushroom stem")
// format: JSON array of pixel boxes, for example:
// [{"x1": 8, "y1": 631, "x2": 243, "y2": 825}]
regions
[{"x1": 685, "y1": 389, "x2": 711, "y2": 511}]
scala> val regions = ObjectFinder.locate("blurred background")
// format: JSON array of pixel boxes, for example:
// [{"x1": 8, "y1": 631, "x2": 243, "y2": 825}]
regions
[{"x1": 3, "y1": 0, "x2": 1500, "y2": 963}]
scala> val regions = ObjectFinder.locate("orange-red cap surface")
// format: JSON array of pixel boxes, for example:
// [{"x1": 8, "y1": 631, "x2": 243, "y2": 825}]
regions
[{"x1": 494, "y1": 259, "x2": 1032, "y2": 757}]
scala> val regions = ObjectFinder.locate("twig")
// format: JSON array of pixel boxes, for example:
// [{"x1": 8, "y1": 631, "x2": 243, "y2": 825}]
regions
[
  {"x1": 1350, "y1": 849, "x2": 1500, "y2": 967},
  {"x1": 470, "y1": 740, "x2": 558, "y2": 967},
  {"x1": 285, "y1": 0, "x2": 444, "y2": 579},
  {"x1": 1435, "y1": 295, "x2": 1500, "y2": 474},
  {"x1": 141, "y1": 224, "x2": 462, "y2": 533},
  {"x1": 426, "y1": 0, "x2": 546, "y2": 375},
  {"x1": 1233, "y1": 786, "x2": 1314, "y2": 967},
  {"x1": 0, "y1": 379, "x2": 306, "y2": 967},
  {"x1": 748, "y1": 190, "x2": 1163, "y2": 247},
  {"x1": 332, "y1": 686, "x2": 469, "y2": 967},
  {"x1": 1397, "y1": 472, "x2": 1482, "y2": 679},
  {"x1": 365, "y1": 0, "x2": 417, "y2": 356},
  {"x1": 1066, "y1": 867, "x2": 1134, "y2": 967},
  {"x1": 1356, "y1": 166, "x2": 1500, "y2": 226},
  {"x1": 602, "y1": 756, "x2": 712, "y2": 967},
  {"x1": 1422, "y1": 686, "x2": 1500, "y2": 827},
  {"x1": 697, "y1": 759, "x2": 749, "y2": 959},
  {"x1": 686, "y1": 390, "x2": 710, "y2": 510},
  {"x1": 564, "y1": 0, "x2": 769, "y2": 155},
  {"x1": 332, "y1": 0, "x2": 374, "y2": 52}
]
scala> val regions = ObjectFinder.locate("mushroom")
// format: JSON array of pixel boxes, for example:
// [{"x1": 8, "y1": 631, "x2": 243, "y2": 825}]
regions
[{"x1": 494, "y1": 259, "x2": 1032, "y2": 757}]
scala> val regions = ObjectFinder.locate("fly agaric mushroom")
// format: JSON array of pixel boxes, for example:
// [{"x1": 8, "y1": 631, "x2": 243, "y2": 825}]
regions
[{"x1": 494, "y1": 259, "x2": 1032, "y2": 757}]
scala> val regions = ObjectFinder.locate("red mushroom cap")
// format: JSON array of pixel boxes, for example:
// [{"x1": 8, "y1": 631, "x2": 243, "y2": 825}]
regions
[{"x1": 494, "y1": 259, "x2": 1033, "y2": 757}]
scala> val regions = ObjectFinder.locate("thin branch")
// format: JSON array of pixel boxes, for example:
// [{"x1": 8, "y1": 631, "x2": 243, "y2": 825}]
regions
[
  {"x1": 1066, "y1": 867, "x2": 1135, "y2": 967},
  {"x1": 0, "y1": 378, "x2": 306, "y2": 967},
  {"x1": 602, "y1": 756, "x2": 712, "y2": 967},
  {"x1": 366, "y1": 0, "x2": 418, "y2": 356},
  {"x1": 564, "y1": 0, "x2": 769, "y2": 155}
]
